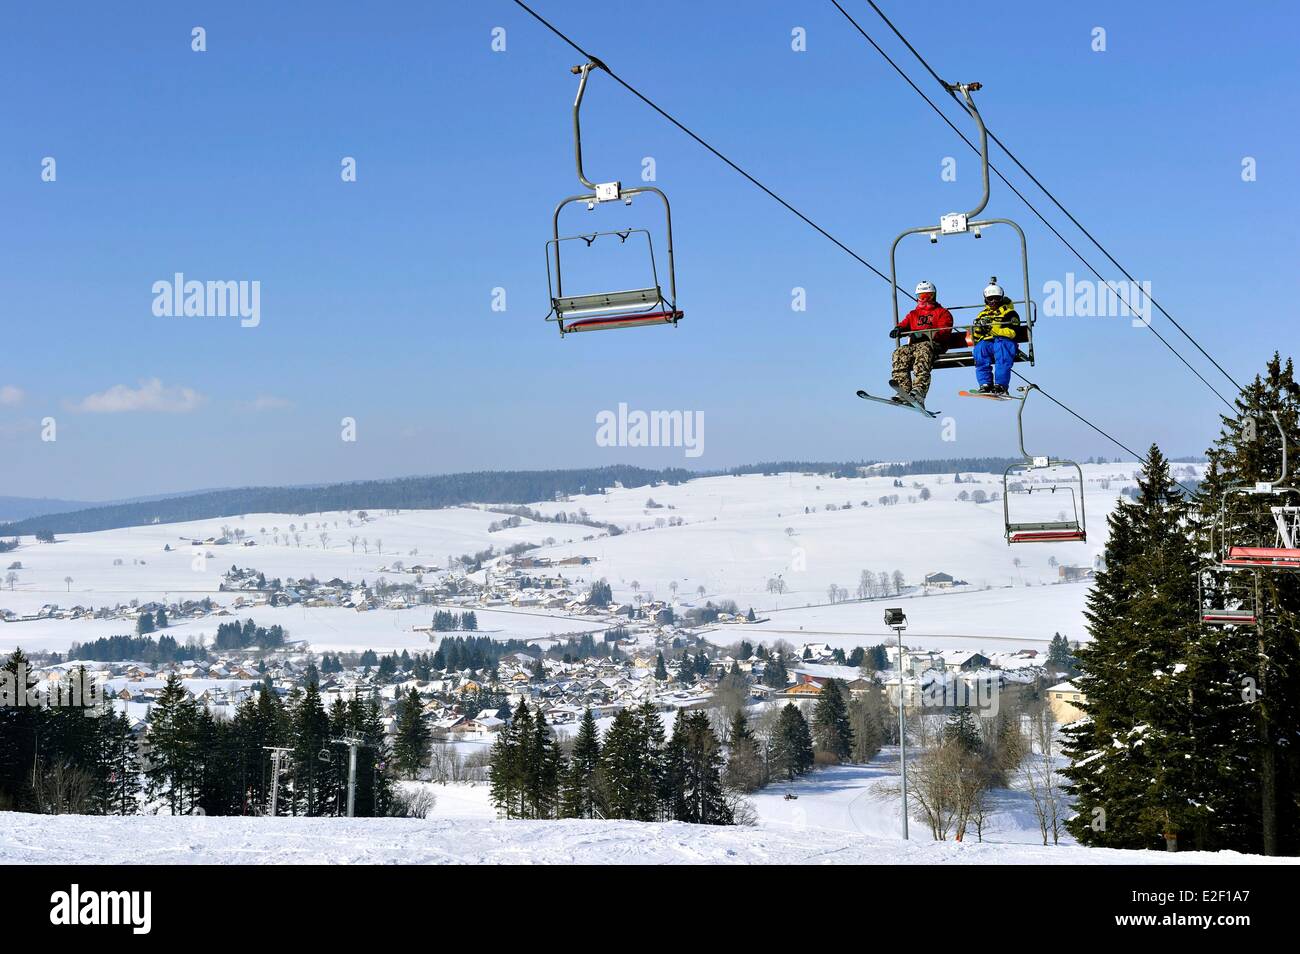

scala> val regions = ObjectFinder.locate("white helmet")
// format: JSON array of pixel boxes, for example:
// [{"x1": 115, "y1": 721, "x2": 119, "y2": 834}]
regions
[
  {"x1": 915, "y1": 280, "x2": 936, "y2": 296},
  {"x1": 983, "y1": 277, "x2": 1004, "y2": 299}
]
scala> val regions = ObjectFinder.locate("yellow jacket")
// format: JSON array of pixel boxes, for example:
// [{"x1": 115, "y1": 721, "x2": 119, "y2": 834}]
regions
[{"x1": 972, "y1": 299, "x2": 1020, "y2": 343}]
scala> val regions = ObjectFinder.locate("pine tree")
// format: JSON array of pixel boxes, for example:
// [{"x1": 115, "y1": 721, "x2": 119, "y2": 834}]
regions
[
  {"x1": 393, "y1": 688, "x2": 430, "y2": 780},
  {"x1": 100, "y1": 709, "x2": 141, "y2": 815},
  {"x1": 654, "y1": 652, "x2": 668, "y2": 681},
  {"x1": 144, "y1": 673, "x2": 198, "y2": 814},
  {"x1": 525, "y1": 708, "x2": 562, "y2": 819},
  {"x1": 490, "y1": 701, "x2": 533, "y2": 818},
  {"x1": 812, "y1": 678, "x2": 854, "y2": 762},
  {"x1": 1061, "y1": 444, "x2": 1202, "y2": 849},
  {"x1": 598, "y1": 709, "x2": 644, "y2": 819},
  {"x1": 770, "y1": 703, "x2": 814, "y2": 780},
  {"x1": 659, "y1": 710, "x2": 690, "y2": 820},
  {"x1": 679, "y1": 712, "x2": 732, "y2": 824},
  {"x1": 724, "y1": 709, "x2": 764, "y2": 792},
  {"x1": 560, "y1": 708, "x2": 602, "y2": 818},
  {"x1": 1046, "y1": 633, "x2": 1074, "y2": 674},
  {"x1": 289, "y1": 681, "x2": 331, "y2": 815},
  {"x1": 943, "y1": 707, "x2": 983, "y2": 755},
  {"x1": 847, "y1": 687, "x2": 885, "y2": 763}
]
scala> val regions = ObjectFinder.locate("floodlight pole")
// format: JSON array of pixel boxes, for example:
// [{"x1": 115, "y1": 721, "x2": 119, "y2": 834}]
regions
[{"x1": 885, "y1": 609, "x2": 909, "y2": 840}]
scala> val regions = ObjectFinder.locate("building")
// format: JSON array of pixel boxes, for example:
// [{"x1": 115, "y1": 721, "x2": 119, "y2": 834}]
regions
[{"x1": 1047, "y1": 680, "x2": 1086, "y2": 724}]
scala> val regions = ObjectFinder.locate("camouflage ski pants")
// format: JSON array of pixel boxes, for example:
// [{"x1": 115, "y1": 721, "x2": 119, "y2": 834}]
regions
[{"x1": 891, "y1": 341, "x2": 937, "y2": 397}]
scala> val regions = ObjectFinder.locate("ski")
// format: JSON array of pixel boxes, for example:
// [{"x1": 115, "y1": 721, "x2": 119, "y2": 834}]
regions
[
  {"x1": 855, "y1": 387, "x2": 940, "y2": 419},
  {"x1": 958, "y1": 390, "x2": 1016, "y2": 402}
]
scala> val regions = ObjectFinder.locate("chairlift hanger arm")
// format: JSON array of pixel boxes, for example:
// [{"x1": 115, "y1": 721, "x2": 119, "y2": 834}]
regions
[
  {"x1": 571, "y1": 59, "x2": 620, "y2": 197},
  {"x1": 941, "y1": 81, "x2": 990, "y2": 220}
]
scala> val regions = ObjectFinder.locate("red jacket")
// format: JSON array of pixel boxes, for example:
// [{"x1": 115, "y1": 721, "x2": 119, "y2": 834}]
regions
[{"x1": 897, "y1": 301, "x2": 954, "y2": 351}]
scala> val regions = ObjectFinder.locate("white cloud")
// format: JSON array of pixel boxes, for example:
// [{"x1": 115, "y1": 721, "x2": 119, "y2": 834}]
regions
[
  {"x1": 240, "y1": 395, "x2": 293, "y2": 412},
  {"x1": 0, "y1": 385, "x2": 24, "y2": 406},
  {"x1": 69, "y1": 379, "x2": 205, "y2": 414}
]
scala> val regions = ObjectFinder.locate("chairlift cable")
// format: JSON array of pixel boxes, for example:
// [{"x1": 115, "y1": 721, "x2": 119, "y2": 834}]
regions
[{"x1": 837, "y1": 0, "x2": 1242, "y2": 408}]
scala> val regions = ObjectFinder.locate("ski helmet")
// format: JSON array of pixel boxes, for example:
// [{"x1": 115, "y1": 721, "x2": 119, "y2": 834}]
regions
[
  {"x1": 983, "y1": 277, "x2": 1004, "y2": 299},
  {"x1": 915, "y1": 280, "x2": 936, "y2": 297}
]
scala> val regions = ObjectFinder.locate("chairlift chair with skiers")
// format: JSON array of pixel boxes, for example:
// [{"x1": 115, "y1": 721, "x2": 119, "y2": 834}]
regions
[
  {"x1": 545, "y1": 60, "x2": 683, "y2": 335},
  {"x1": 886, "y1": 83, "x2": 1036, "y2": 373},
  {"x1": 1001, "y1": 385, "x2": 1087, "y2": 544}
]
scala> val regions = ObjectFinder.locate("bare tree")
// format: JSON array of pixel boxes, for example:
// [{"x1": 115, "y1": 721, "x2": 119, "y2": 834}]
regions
[
  {"x1": 64, "y1": 576, "x2": 73, "y2": 592},
  {"x1": 4, "y1": 572, "x2": 16, "y2": 591},
  {"x1": 1019, "y1": 704, "x2": 1065, "y2": 845},
  {"x1": 349, "y1": 535, "x2": 359, "y2": 553}
]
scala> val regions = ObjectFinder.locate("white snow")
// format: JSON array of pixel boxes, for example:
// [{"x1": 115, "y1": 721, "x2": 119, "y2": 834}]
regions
[{"x1": 0, "y1": 810, "x2": 1281, "y2": 865}]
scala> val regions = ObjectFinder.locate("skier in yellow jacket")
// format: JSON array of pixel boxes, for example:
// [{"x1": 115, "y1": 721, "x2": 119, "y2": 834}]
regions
[{"x1": 970, "y1": 278, "x2": 1020, "y2": 395}]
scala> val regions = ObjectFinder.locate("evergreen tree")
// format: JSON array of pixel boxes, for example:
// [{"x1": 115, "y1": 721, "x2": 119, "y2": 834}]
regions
[
  {"x1": 1061, "y1": 444, "x2": 1204, "y2": 849},
  {"x1": 393, "y1": 688, "x2": 431, "y2": 780},
  {"x1": 724, "y1": 710, "x2": 764, "y2": 792},
  {"x1": 144, "y1": 674, "x2": 198, "y2": 814},
  {"x1": 769, "y1": 703, "x2": 814, "y2": 780},
  {"x1": 943, "y1": 707, "x2": 983, "y2": 755},
  {"x1": 560, "y1": 708, "x2": 602, "y2": 818},
  {"x1": 678, "y1": 712, "x2": 732, "y2": 824},
  {"x1": 812, "y1": 678, "x2": 854, "y2": 763},
  {"x1": 289, "y1": 681, "x2": 331, "y2": 815},
  {"x1": 847, "y1": 688, "x2": 886, "y2": 764},
  {"x1": 654, "y1": 652, "x2": 668, "y2": 681},
  {"x1": 524, "y1": 708, "x2": 562, "y2": 819},
  {"x1": 659, "y1": 710, "x2": 690, "y2": 820},
  {"x1": 100, "y1": 708, "x2": 141, "y2": 815},
  {"x1": 1046, "y1": 633, "x2": 1074, "y2": 674}
]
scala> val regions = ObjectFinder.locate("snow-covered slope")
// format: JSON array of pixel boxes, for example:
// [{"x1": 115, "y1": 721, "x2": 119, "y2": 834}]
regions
[{"x1": 0, "y1": 811, "x2": 1278, "y2": 865}]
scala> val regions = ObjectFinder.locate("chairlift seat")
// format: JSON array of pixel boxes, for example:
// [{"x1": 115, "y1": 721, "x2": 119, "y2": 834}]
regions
[
  {"x1": 554, "y1": 286, "x2": 664, "y2": 320},
  {"x1": 1224, "y1": 546, "x2": 1300, "y2": 568},
  {"x1": 1201, "y1": 609, "x2": 1258, "y2": 626},
  {"x1": 563, "y1": 310, "x2": 684, "y2": 334},
  {"x1": 1007, "y1": 521, "x2": 1086, "y2": 544},
  {"x1": 932, "y1": 324, "x2": 1032, "y2": 371}
]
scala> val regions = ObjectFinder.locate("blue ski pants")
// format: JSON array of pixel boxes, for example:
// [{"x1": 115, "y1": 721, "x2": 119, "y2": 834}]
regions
[{"x1": 974, "y1": 337, "x2": 1017, "y2": 388}]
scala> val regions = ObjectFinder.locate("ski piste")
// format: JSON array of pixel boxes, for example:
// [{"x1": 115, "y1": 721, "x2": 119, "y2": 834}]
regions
[{"x1": 856, "y1": 385, "x2": 940, "y2": 418}]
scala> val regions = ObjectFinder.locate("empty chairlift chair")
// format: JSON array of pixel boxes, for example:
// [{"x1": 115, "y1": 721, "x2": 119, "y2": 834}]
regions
[
  {"x1": 545, "y1": 61, "x2": 683, "y2": 336},
  {"x1": 1216, "y1": 412, "x2": 1300, "y2": 571},
  {"x1": 1198, "y1": 561, "x2": 1260, "y2": 626},
  {"x1": 1001, "y1": 386, "x2": 1087, "y2": 545}
]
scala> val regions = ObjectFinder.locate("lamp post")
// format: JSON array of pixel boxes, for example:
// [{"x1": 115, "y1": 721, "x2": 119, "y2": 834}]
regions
[{"x1": 884, "y1": 607, "x2": 908, "y2": 840}]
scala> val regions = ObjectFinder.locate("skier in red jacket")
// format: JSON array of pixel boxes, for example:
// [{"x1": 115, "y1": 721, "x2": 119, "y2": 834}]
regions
[{"x1": 888, "y1": 280, "x2": 954, "y2": 405}]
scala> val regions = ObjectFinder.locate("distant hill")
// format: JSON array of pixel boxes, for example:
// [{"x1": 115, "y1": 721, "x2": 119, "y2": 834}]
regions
[
  {"x1": 2, "y1": 455, "x2": 1185, "y2": 537},
  {"x1": 0, "y1": 467, "x2": 699, "y2": 536},
  {"x1": 0, "y1": 496, "x2": 95, "y2": 523}
]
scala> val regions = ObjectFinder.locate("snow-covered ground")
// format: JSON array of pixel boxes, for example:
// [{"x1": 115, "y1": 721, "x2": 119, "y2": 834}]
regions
[
  {"x1": 0, "y1": 811, "x2": 1280, "y2": 865},
  {"x1": 0, "y1": 463, "x2": 1201, "y2": 658}
]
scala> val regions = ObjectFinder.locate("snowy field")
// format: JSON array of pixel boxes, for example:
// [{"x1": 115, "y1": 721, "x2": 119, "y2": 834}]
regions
[
  {"x1": 0, "y1": 811, "x2": 1280, "y2": 865},
  {"x1": 0, "y1": 463, "x2": 1199, "y2": 658}
]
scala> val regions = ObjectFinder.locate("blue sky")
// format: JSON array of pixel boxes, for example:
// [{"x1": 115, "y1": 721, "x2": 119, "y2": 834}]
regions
[{"x1": 2, "y1": 0, "x2": 1297, "y2": 500}]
